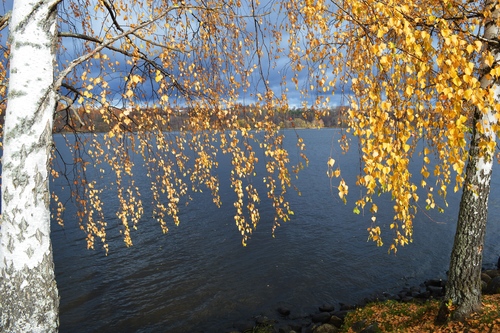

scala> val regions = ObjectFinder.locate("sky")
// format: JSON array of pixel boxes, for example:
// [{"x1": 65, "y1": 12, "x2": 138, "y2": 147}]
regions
[{"x1": 2, "y1": 0, "x2": 350, "y2": 110}]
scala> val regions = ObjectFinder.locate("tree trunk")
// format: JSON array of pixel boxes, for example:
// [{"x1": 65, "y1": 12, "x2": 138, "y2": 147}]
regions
[
  {"x1": 0, "y1": 1, "x2": 59, "y2": 332},
  {"x1": 436, "y1": 111, "x2": 494, "y2": 323},
  {"x1": 436, "y1": 1, "x2": 499, "y2": 323}
]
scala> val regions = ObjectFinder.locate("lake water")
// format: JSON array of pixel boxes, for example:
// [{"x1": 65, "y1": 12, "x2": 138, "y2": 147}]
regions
[{"x1": 51, "y1": 129, "x2": 500, "y2": 332}]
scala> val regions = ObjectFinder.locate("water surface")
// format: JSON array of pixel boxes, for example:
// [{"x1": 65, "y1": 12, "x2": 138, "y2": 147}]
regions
[{"x1": 51, "y1": 129, "x2": 500, "y2": 332}]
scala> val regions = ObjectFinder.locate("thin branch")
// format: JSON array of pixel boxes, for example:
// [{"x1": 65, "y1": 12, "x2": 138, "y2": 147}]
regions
[
  {"x1": 61, "y1": 82, "x2": 81, "y2": 96},
  {"x1": 54, "y1": 4, "x2": 220, "y2": 91},
  {"x1": 101, "y1": 0, "x2": 124, "y2": 33},
  {"x1": 58, "y1": 94, "x2": 85, "y2": 127},
  {"x1": 48, "y1": 0, "x2": 64, "y2": 8},
  {"x1": 0, "y1": 11, "x2": 10, "y2": 32},
  {"x1": 58, "y1": 31, "x2": 186, "y2": 53},
  {"x1": 130, "y1": 31, "x2": 184, "y2": 51},
  {"x1": 58, "y1": 31, "x2": 189, "y2": 96}
]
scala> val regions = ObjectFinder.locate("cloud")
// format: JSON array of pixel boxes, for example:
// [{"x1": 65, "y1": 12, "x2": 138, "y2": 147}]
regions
[{"x1": 6, "y1": 0, "x2": 351, "y2": 111}]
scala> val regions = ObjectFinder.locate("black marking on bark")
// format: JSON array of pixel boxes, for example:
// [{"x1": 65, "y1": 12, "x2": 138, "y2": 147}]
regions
[
  {"x1": 5, "y1": 88, "x2": 54, "y2": 145},
  {"x1": 6, "y1": 232, "x2": 14, "y2": 253},
  {"x1": 19, "y1": 144, "x2": 27, "y2": 162},
  {"x1": 3, "y1": 187, "x2": 13, "y2": 206},
  {"x1": 33, "y1": 165, "x2": 44, "y2": 208},
  {"x1": 34, "y1": 228, "x2": 44, "y2": 245},
  {"x1": 12, "y1": 169, "x2": 28, "y2": 191},
  {"x1": 25, "y1": 246, "x2": 34, "y2": 259},
  {"x1": 11, "y1": 207, "x2": 21, "y2": 218},
  {"x1": 17, "y1": 217, "x2": 28, "y2": 242},
  {"x1": 14, "y1": 41, "x2": 43, "y2": 50},
  {"x1": 0, "y1": 247, "x2": 59, "y2": 332},
  {"x1": 44, "y1": 190, "x2": 50, "y2": 207},
  {"x1": 13, "y1": 1, "x2": 44, "y2": 34},
  {"x1": 6, "y1": 89, "x2": 26, "y2": 99}
]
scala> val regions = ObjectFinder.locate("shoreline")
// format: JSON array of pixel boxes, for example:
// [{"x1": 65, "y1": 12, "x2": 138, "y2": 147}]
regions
[{"x1": 224, "y1": 265, "x2": 500, "y2": 333}]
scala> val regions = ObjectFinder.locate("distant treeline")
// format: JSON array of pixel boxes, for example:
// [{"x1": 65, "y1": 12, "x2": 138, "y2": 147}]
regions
[
  {"x1": 52, "y1": 104, "x2": 349, "y2": 133},
  {"x1": 278, "y1": 106, "x2": 349, "y2": 129}
]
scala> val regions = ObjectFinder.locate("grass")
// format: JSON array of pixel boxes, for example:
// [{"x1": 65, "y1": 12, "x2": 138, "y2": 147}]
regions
[{"x1": 340, "y1": 294, "x2": 500, "y2": 332}]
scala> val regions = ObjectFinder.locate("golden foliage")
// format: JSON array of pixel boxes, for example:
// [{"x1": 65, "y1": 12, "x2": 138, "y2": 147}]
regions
[
  {"x1": 286, "y1": 0, "x2": 500, "y2": 251},
  {"x1": 3, "y1": 0, "x2": 499, "y2": 254},
  {"x1": 0, "y1": 0, "x2": 307, "y2": 252}
]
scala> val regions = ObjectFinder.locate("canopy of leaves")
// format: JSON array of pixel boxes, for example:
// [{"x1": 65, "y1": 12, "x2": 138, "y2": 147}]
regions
[
  {"x1": 3, "y1": 0, "x2": 500, "y2": 253},
  {"x1": 1, "y1": 0, "x2": 311, "y2": 252},
  {"x1": 284, "y1": 0, "x2": 500, "y2": 251}
]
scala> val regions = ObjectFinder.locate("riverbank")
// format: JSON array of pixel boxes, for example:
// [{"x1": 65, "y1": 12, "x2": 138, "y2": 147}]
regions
[{"x1": 225, "y1": 268, "x2": 500, "y2": 333}]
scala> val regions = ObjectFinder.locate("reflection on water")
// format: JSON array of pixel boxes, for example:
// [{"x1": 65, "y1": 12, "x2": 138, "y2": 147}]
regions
[{"x1": 51, "y1": 129, "x2": 500, "y2": 332}]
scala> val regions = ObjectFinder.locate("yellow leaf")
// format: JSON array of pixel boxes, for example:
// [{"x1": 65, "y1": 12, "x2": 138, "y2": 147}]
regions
[
  {"x1": 491, "y1": 67, "x2": 500, "y2": 77},
  {"x1": 405, "y1": 86, "x2": 414, "y2": 96},
  {"x1": 155, "y1": 70, "x2": 163, "y2": 83},
  {"x1": 485, "y1": 54, "x2": 495, "y2": 67},
  {"x1": 464, "y1": 88, "x2": 473, "y2": 100},
  {"x1": 131, "y1": 75, "x2": 142, "y2": 84},
  {"x1": 475, "y1": 40, "x2": 482, "y2": 51},
  {"x1": 456, "y1": 115, "x2": 468, "y2": 126},
  {"x1": 338, "y1": 180, "x2": 348, "y2": 200}
]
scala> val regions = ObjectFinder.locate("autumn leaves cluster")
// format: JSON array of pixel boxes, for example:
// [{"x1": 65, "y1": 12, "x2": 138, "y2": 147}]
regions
[{"x1": 3, "y1": 0, "x2": 499, "y2": 252}]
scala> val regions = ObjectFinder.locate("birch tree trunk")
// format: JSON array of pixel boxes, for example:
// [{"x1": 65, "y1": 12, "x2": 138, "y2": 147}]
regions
[
  {"x1": 437, "y1": 111, "x2": 495, "y2": 322},
  {"x1": 0, "y1": 1, "x2": 59, "y2": 331},
  {"x1": 437, "y1": 1, "x2": 499, "y2": 323}
]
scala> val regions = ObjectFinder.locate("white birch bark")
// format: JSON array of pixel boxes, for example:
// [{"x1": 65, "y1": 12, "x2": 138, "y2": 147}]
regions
[
  {"x1": 438, "y1": 0, "x2": 499, "y2": 322},
  {"x1": 0, "y1": 0, "x2": 59, "y2": 331}
]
